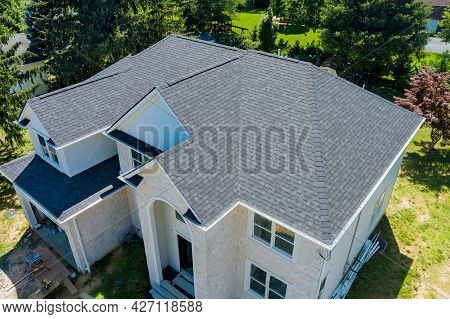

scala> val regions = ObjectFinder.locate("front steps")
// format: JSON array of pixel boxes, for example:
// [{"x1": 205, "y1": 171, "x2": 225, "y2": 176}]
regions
[{"x1": 150, "y1": 270, "x2": 195, "y2": 299}]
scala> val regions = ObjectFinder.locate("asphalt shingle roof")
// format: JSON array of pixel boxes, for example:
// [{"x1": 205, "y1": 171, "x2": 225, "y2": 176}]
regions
[
  {"x1": 27, "y1": 35, "x2": 243, "y2": 147},
  {"x1": 154, "y1": 44, "x2": 423, "y2": 244},
  {"x1": 0, "y1": 154, "x2": 124, "y2": 221},
  {"x1": 14, "y1": 35, "x2": 423, "y2": 244}
]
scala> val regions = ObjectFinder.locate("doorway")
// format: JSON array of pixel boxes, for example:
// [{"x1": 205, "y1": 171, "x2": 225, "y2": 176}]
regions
[{"x1": 177, "y1": 235, "x2": 193, "y2": 272}]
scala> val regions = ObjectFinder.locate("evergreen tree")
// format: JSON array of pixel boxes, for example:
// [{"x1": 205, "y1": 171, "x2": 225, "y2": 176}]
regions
[
  {"x1": 25, "y1": 0, "x2": 182, "y2": 88},
  {"x1": 321, "y1": 0, "x2": 430, "y2": 83},
  {"x1": 1, "y1": 0, "x2": 37, "y2": 146},
  {"x1": 259, "y1": 7, "x2": 277, "y2": 52},
  {"x1": 181, "y1": 0, "x2": 240, "y2": 32}
]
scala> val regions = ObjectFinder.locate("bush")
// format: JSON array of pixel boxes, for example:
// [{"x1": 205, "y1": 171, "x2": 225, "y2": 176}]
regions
[{"x1": 287, "y1": 40, "x2": 328, "y2": 65}]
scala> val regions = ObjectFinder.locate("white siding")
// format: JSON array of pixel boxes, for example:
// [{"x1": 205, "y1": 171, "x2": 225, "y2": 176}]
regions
[
  {"x1": 61, "y1": 132, "x2": 117, "y2": 176},
  {"x1": 117, "y1": 93, "x2": 188, "y2": 151}
]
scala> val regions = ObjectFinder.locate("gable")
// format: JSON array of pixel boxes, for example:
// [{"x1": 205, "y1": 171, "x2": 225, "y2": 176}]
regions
[{"x1": 112, "y1": 90, "x2": 188, "y2": 152}]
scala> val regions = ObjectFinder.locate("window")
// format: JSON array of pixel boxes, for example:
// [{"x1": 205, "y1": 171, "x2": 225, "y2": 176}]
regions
[
  {"x1": 37, "y1": 134, "x2": 59, "y2": 164},
  {"x1": 131, "y1": 149, "x2": 149, "y2": 168},
  {"x1": 369, "y1": 190, "x2": 386, "y2": 229},
  {"x1": 253, "y1": 213, "x2": 295, "y2": 257},
  {"x1": 249, "y1": 263, "x2": 287, "y2": 299},
  {"x1": 47, "y1": 145, "x2": 59, "y2": 164},
  {"x1": 175, "y1": 211, "x2": 186, "y2": 224},
  {"x1": 38, "y1": 135, "x2": 49, "y2": 157},
  {"x1": 317, "y1": 274, "x2": 327, "y2": 299}
]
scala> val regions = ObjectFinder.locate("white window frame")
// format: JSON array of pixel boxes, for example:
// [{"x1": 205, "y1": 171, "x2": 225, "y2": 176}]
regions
[
  {"x1": 249, "y1": 211, "x2": 297, "y2": 261},
  {"x1": 37, "y1": 133, "x2": 59, "y2": 165},
  {"x1": 369, "y1": 189, "x2": 387, "y2": 229},
  {"x1": 131, "y1": 149, "x2": 149, "y2": 169},
  {"x1": 245, "y1": 260, "x2": 290, "y2": 299}
]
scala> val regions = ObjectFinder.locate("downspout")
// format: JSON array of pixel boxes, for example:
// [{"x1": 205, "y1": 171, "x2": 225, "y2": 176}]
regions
[
  {"x1": 73, "y1": 218, "x2": 91, "y2": 273},
  {"x1": 345, "y1": 210, "x2": 363, "y2": 270}
]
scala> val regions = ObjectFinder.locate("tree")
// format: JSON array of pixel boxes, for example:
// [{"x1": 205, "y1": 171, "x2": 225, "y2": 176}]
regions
[
  {"x1": 286, "y1": 0, "x2": 306, "y2": 28},
  {"x1": 321, "y1": 0, "x2": 430, "y2": 83},
  {"x1": 259, "y1": 7, "x2": 277, "y2": 52},
  {"x1": 439, "y1": 8, "x2": 450, "y2": 43},
  {"x1": 25, "y1": 0, "x2": 181, "y2": 88},
  {"x1": 286, "y1": 0, "x2": 324, "y2": 29},
  {"x1": 287, "y1": 40, "x2": 327, "y2": 65},
  {"x1": 181, "y1": 0, "x2": 240, "y2": 32},
  {"x1": 1, "y1": 0, "x2": 37, "y2": 146},
  {"x1": 395, "y1": 67, "x2": 449, "y2": 147},
  {"x1": 271, "y1": 0, "x2": 286, "y2": 18}
]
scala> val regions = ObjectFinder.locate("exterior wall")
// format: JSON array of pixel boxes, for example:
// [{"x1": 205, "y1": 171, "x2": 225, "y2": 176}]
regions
[
  {"x1": 194, "y1": 205, "x2": 326, "y2": 299},
  {"x1": 116, "y1": 92, "x2": 188, "y2": 152},
  {"x1": 128, "y1": 161, "x2": 191, "y2": 285},
  {"x1": 319, "y1": 152, "x2": 405, "y2": 298},
  {"x1": 60, "y1": 132, "x2": 117, "y2": 177},
  {"x1": 69, "y1": 187, "x2": 133, "y2": 266}
]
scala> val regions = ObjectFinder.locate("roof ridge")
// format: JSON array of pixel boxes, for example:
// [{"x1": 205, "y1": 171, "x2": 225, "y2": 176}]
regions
[
  {"x1": 159, "y1": 54, "x2": 245, "y2": 89},
  {"x1": 174, "y1": 34, "x2": 245, "y2": 52},
  {"x1": 307, "y1": 64, "x2": 333, "y2": 241},
  {"x1": 247, "y1": 49, "x2": 312, "y2": 66},
  {"x1": 29, "y1": 70, "x2": 127, "y2": 102}
]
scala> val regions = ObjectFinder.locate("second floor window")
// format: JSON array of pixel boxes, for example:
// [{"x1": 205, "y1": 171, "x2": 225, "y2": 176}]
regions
[
  {"x1": 253, "y1": 213, "x2": 295, "y2": 257},
  {"x1": 131, "y1": 149, "x2": 149, "y2": 168},
  {"x1": 38, "y1": 134, "x2": 59, "y2": 165}
]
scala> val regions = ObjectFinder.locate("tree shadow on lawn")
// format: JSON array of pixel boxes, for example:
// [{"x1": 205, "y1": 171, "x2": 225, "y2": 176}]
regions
[
  {"x1": 347, "y1": 216, "x2": 414, "y2": 298},
  {"x1": 278, "y1": 25, "x2": 310, "y2": 36},
  {"x1": 400, "y1": 140, "x2": 449, "y2": 193}
]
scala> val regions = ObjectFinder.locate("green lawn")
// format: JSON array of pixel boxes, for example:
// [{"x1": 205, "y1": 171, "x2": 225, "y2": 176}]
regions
[
  {"x1": 233, "y1": 9, "x2": 321, "y2": 47},
  {"x1": 88, "y1": 238, "x2": 150, "y2": 299},
  {"x1": 348, "y1": 127, "x2": 449, "y2": 298}
]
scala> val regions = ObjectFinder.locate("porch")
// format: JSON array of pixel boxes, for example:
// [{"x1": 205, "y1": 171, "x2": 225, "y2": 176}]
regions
[
  {"x1": 34, "y1": 225, "x2": 77, "y2": 269},
  {"x1": 150, "y1": 267, "x2": 195, "y2": 299}
]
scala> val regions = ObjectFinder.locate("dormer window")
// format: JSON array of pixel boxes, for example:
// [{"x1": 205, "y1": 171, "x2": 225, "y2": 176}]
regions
[
  {"x1": 37, "y1": 134, "x2": 59, "y2": 165},
  {"x1": 131, "y1": 149, "x2": 149, "y2": 169}
]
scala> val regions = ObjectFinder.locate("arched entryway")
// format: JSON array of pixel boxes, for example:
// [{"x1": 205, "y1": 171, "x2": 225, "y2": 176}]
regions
[{"x1": 146, "y1": 199, "x2": 195, "y2": 298}]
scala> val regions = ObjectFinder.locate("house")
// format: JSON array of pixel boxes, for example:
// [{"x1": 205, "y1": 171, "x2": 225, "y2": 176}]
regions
[
  {"x1": 0, "y1": 35, "x2": 424, "y2": 299},
  {"x1": 418, "y1": 0, "x2": 449, "y2": 33},
  {"x1": 1, "y1": 33, "x2": 48, "y2": 96}
]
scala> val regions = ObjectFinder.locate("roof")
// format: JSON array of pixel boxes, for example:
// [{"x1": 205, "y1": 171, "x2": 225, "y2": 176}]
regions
[
  {"x1": 0, "y1": 154, "x2": 125, "y2": 221},
  {"x1": 109, "y1": 130, "x2": 162, "y2": 158},
  {"x1": 26, "y1": 35, "x2": 243, "y2": 147},
  {"x1": 17, "y1": 35, "x2": 423, "y2": 245},
  {"x1": 151, "y1": 40, "x2": 423, "y2": 244}
]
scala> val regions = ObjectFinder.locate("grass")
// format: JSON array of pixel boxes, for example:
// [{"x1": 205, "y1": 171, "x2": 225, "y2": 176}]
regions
[
  {"x1": 0, "y1": 133, "x2": 34, "y2": 257},
  {"x1": 232, "y1": 8, "x2": 321, "y2": 47},
  {"x1": 88, "y1": 238, "x2": 150, "y2": 299},
  {"x1": 347, "y1": 128, "x2": 449, "y2": 298}
]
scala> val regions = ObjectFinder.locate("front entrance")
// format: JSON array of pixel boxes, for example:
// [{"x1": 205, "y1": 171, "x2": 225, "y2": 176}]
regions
[{"x1": 177, "y1": 235, "x2": 193, "y2": 271}]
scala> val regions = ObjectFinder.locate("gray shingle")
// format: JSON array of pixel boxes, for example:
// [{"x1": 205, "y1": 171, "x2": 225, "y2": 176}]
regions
[{"x1": 155, "y1": 47, "x2": 423, "y2": 245}]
